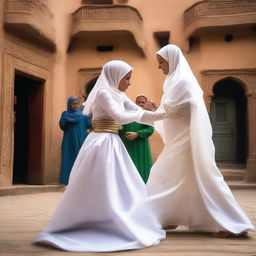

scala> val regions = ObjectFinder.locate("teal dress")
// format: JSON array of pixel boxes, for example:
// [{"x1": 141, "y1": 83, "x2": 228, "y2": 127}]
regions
[
  {"x1": 59, "y1": 97, "x2": 92, "y2": 185},
  {"x1": 119, "y1": 122, "x2": 154, "y2": 183}
]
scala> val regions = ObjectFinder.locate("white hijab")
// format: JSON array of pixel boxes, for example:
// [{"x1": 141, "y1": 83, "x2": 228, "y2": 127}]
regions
[
  {"x1": 83, "y1": 60, "x2": 133, "y2": 115},
  {"x1": 157, "y1": 44, "x2": 203, "y2": 107}
]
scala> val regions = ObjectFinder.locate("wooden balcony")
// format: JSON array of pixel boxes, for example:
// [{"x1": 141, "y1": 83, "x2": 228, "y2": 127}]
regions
[
  {"x1": 4, "y1": 0, "x2": 55, "y2": 50},
  {"x1": 184, "y1": 0, "x2": 256, "y2": 38},
  {"x1": 71, "y1": 5, "x2": 145, "y2": 54}
]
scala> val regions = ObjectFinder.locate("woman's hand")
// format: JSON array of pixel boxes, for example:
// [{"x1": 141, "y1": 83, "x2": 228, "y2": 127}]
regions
[
  {"x1": 143, "y1": 101, "x2": 157, "y2": 111},
  {"x1": 125, "y1": 132, "x2": 138, "y2": 141}
]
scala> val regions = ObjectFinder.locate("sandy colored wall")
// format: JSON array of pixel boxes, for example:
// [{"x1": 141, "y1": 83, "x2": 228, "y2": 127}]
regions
[
  {"x1": 49, "y1": 0, "x2": 256, "y2": 165},
  {"x1": 200, "y1": 30, "x2": 256, "y2": 70},
  {"x1": 2, "y1": 0, "x2": 256, "y2": 186},
  {"x1": 0, "y1": 0, "x2": 4, "y2": 104},
  {"x1": 0, "y1": 0, "x2": 4, "y2": 176},
  {"x1": 61, "y1": 0, "x2": 201, "y2": 162},
  {"x1": 46, "y1": 0, "x2": 81, "y2": 182}
]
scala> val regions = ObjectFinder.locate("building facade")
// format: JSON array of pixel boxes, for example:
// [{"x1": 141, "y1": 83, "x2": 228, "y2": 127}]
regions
[{"x1": 0, "y1": 0, "x2": 256, "y2": 187}]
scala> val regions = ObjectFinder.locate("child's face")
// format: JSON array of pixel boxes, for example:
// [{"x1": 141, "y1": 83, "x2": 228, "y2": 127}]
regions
[
  {"x1": 71, "y1": 100, "x2": 80, "y2": 111},
  {"x1": 136, "y1": 96, "x2": 147, "y2": 108}
]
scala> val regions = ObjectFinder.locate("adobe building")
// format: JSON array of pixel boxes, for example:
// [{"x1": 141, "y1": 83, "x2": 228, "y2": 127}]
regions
[{"x1": 0, "y1": 0, "x2": 256, "y2": 187}]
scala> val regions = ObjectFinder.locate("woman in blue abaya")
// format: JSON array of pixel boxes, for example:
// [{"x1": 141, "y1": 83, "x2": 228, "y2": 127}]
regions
[{"x1": 59, "y1": 96, "x2": 91, "y2": 185}]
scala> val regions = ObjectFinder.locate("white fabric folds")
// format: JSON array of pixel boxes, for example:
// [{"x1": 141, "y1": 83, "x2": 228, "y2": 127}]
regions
[
  {"x1": 147, "y1": 44, "x2": 254, "y2": 233},
  {"x1": 35, "y1": 60, "x2": 166, "y2": 252},
  {"x1": 36, "y1": 132, "x2": 165, "y2": 252}
]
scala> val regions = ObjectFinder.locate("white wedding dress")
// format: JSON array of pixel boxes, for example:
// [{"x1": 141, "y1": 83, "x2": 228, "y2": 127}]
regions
[
  {"x1": 35, "y1": 89, "x2": 166, "y2": 252},
  {"x1": 146, "y1": 44, "x2": 254, "y2": 234},
  {"x1": 148, "y1": 103, "x2": 254, "y2": 232}
]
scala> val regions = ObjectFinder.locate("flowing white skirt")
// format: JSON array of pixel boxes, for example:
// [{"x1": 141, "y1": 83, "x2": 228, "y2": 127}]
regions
[
  {"x1": 35, "y1": 132, "x2": 165, "y2": 252},
  {"x1": 147, "y1": 124, "x2": 254, "y2": 233}
]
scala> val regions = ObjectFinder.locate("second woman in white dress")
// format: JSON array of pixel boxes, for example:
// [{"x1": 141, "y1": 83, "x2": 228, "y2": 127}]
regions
[
  {"x1": 146, "y1": 44, "x2": 254, "y2": 237},
  {"x1": 35, "y1": 60, "x2": 167, "y2": 252}
]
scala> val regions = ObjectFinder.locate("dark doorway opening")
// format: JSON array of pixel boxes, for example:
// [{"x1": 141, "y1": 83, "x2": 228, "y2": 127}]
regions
[
  {"x1": 83, "y1": 77, "x2": 98, "y2": 101},
  {"x1": 210, "y1": 78, "x2": 247, "y2": 163},
  {"x1": 13, "y1": 72, "x2": 44, "y2": 184}
]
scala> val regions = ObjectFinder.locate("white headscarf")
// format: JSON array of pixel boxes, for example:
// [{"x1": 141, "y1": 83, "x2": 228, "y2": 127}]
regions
[
  {"x1": 157, "y1": 44, "x2": 203, "y2": 107},
  {"x1": 83, "y1": 60, "x2": 133, "y2": 115}
]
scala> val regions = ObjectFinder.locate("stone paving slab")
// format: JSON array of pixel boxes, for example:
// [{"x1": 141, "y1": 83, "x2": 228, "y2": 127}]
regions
[{"x1": 0, "y1": 190, "x2": 255, "y2": 256}]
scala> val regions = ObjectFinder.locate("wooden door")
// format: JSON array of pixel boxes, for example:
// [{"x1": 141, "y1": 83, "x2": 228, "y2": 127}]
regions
[
  {"x1": 27, "y1": 81, "x2": 44, "y2": 184},
  {"x1": 210, "y1": 98, "x2": 236, "y2": 161}
]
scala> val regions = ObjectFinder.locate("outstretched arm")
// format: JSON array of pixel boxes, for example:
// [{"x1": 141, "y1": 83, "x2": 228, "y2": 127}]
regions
[
  {"x1": 96, "y1": 89, "x2": 168, "y2": 125},
  {"x1": 138, "y1": 108, "x2": 167, "y2": 126}
]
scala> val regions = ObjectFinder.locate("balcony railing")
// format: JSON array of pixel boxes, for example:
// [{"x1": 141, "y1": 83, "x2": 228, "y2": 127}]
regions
[
  {"x1": 71, "y1": 5, "x2": 145, "y2": 53},
  {"x1": 184, "y1": 0, "x2": 256, "y2": 37},
  {"x1": 4, "y1": 0, "x2": 55, "y2": 50}
]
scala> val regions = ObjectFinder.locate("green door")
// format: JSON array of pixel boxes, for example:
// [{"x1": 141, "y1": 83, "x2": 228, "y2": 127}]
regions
[{"x1": 210, "y1": 98, "x2": 236, "y2": 161}]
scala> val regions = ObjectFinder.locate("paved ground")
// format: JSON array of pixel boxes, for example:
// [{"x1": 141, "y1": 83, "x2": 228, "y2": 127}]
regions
[{"x1": 0, "y1": 190, "x2": 256, "y2": 256}]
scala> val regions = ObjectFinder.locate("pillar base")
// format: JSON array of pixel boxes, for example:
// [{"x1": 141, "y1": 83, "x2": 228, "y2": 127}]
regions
[{"x1": 245, "y1": 155, "x2": 256, "y2": 182}]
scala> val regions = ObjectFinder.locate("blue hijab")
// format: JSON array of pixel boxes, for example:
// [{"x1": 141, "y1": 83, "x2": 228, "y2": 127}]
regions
[{"x1": 59, "y1": 96, "x2": 84, "y2": 130}]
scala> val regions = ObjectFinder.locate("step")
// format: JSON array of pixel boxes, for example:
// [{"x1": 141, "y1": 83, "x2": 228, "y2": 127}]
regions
[
  {"x1": 0, "y1": 184, "x2": 65, "y2": 196},
  {"x1": 227, "y1": 181, "x2": 256, "y2": 190},
  {"x1": 217, "y1": 163, "x2": 246, "y2": 169},
  {"x1": 220, "y1": 169, "x2": 246, "y2": 181}
]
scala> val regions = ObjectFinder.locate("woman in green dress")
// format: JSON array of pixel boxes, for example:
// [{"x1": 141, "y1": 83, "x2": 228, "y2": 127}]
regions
[{"x1": 119, "y1": 95, "x2": 154, "y2": 183}]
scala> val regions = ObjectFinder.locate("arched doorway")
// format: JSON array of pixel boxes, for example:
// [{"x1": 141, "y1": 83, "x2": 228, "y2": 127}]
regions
[
  {"x1": 210, "y1": 78, "x2": 247, "y2": 163},
  {"x1": 83, "y1": 76, "x2": 98, "y2": 100}
]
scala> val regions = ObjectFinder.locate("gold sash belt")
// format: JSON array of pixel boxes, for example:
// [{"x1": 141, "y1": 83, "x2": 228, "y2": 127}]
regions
[{"x1": 93, "y1": 118, "x2": 123, "y2": 135}]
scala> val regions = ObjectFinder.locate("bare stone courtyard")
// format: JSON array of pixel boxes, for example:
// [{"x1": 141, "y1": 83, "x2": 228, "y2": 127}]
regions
[{"x1": 0, "y1": 190, "x2": 255, "y2": 256}]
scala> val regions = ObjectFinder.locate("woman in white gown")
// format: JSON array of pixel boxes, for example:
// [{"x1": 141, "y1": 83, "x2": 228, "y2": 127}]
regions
[
  {"x1": 35, "y1": 60, "x2": 167, "y2": 252},
  {"x1": 146, "y1": 44, "x2": 254, "y2": 237}
]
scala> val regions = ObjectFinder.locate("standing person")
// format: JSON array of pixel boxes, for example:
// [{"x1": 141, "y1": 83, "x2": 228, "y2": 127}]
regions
[
  {"x1": 59, "y1": 96, "x2": 91, "y2": 185},
  {"x1": 119, "y1": 95, "x2": 154, "y2": 183},
  {"x1": 35, "y1": 60, "x2": 167, "y2": 252},
  {"x1": 146, "y1": 44, "x2": 254, "y2": 237}
]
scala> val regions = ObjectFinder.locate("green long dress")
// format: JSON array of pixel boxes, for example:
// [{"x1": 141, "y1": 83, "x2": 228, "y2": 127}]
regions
[{"x1": 119, "y1": 122, "x2": 154, "y2": 183}]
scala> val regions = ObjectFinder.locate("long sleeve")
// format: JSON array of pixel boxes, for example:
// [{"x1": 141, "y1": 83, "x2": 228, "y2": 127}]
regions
[
  {"x1": 124, "y1": 96, "x2": 168, "y2": 126},
  {"x1": 59, "y1": 112, "x2": 67, "y2": 131},
  {"x1": 123, "y1": 98, "x2": 141, "y2": 111},
  {"x1": 96, "y1": 90, "x2": 145, "y2": 125},
  {"x1": 138, "y1": 108, "x2": 168, "y2": 126},
  {"x1": 137, "y1": 125, "x2": 154, "y2": 139},
  {"x1": 162, "y1": 101, "x2": 190, "y2": 114},
  {"x1": 96, "y1": 89, "x2": 168, "y2": 125}
]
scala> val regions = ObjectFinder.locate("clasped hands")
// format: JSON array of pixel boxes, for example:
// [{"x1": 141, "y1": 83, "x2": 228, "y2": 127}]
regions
[
  {"x1": 125, "y1": 100, "x2": 157, "y2": 141},
  {"x1": 125, "y1": 132, "x2": 138, "y2": 141}
]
